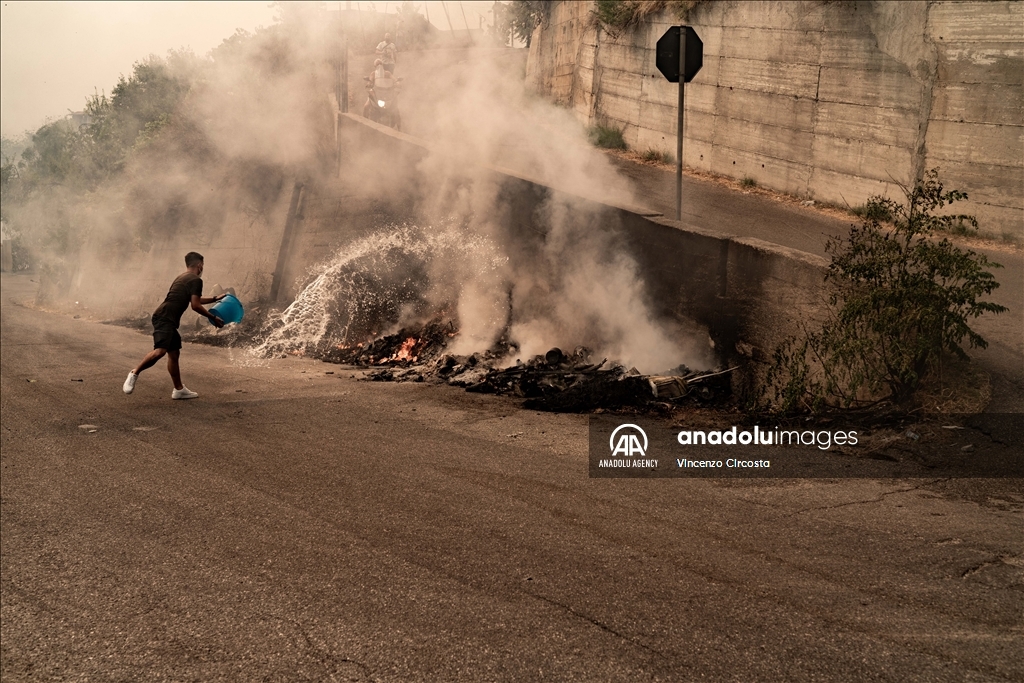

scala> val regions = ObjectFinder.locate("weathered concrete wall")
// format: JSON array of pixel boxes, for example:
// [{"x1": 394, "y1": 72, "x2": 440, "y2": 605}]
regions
[
  {"x1": 526, "y1": 0, "x2": 1023, "y2": 239},
  {"x1": 924, "y1": 1, "x2": 1024, "y2": 236},
  {"x1": 525, "y1": 1, "x2": 600, "y2": 124},
  {"x1": 0, "y1": 239, "x2": 12, "y2": 272}
]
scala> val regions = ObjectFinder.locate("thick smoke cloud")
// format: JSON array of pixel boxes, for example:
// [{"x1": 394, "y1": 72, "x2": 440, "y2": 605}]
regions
[
  {"x1": 5, "y1": 7, "x2": 333, "y2": 317},
  {"x1": 388, "y1": 48, "x2": 708, "y2": 372},
  {"x1": 7, "y1": 4, "x2": 709, "y2": 374}
]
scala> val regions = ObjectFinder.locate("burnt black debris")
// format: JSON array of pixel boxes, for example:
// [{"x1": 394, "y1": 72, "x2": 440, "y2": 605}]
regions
[{"x1": 360, "y1": 340, "x2": 735, "y2": 413}]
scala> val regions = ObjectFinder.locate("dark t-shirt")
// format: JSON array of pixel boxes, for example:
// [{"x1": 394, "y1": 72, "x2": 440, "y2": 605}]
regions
[{"x1": 153, "y1": 272, "x2": 203, "y2": 327}]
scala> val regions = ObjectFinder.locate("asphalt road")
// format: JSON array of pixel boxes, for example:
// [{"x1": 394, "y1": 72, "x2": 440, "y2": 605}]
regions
[{"x1": 2, "y1": 271, "x2": 1022, "y2": 682}]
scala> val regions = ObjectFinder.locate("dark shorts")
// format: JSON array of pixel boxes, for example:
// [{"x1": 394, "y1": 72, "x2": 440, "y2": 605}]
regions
[{"x1": 152, "y1": 315, "x2": 182, "y2": 352}]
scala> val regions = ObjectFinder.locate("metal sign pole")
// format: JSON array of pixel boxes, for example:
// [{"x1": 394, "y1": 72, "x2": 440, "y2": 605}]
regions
[
  {"x1": 341, "y1": 32, "x2": 349, "y2": 113},
  {"x1": 658, "y1": 25, "x2": 701, "y2": 221},
  {"x1": 676, "y1": 29, "x2": 686, "y2": 221}
]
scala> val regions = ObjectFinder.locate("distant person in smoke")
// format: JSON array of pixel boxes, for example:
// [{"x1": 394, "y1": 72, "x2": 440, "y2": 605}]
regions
[
  {"x1": 376, "y1": 32, "x2": 396, "y2": 74},
  {"x1": 122, "y1": 251, "x2": 226, "y2": 399},
  {"x1": 369, "y1": 58, "x2": 386, "y2": 86},
  {"x1": 364, "y1": 59, "x2": 398, "y2": 119},
  {"x1": 364, "y1": 59, "x2": 385, "y2": 117}
]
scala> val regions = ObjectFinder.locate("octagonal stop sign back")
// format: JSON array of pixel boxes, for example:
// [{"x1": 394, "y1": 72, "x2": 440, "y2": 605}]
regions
[{"x1": 656, "y1": 26, "x2": 703, "y2": 83}]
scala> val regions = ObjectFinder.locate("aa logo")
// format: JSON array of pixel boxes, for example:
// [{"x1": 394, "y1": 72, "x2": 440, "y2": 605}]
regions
[{"x1": 609, "y1": 424, "x2": 648, "y2": 457}]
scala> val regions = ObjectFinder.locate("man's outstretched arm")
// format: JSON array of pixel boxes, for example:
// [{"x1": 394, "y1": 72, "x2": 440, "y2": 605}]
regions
[{"x1": 191, "y1": 294, "x2": 224, "y2": 327}]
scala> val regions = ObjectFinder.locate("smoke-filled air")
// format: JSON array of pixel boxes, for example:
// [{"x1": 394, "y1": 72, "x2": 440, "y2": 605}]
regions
[{"x1": 2, "y1": 2, "x2": 710, "y2": 375}]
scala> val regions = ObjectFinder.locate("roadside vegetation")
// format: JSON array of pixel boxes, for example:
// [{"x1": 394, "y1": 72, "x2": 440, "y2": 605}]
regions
[
  {"x1": 764, "y1": 170, "x2": 1007, "y2": 414},
  {"x1": 641, "y1": 148, "x2": 673, "y2": 164},
  {"x1": 1, "y1": 8, "x2": 330, "y2": 287},
  {"x1": 1, "y1": 53, "x2": 201, "y2": 274},
  {"x1": 504, "y1": 1, "x2": 550, "y2": 47},
  {"x1": 849, "y1": 202, "x2": 892, "y2": 223},
  {"x1": 589, "y1": 124, "x2": 628, "y2": 150},
  {"x1": 594, "y1": 0, "x2": 708, "y2": 35},
  {"x1": 6, "y1": 52, "x2": 200, "y2": 195}
]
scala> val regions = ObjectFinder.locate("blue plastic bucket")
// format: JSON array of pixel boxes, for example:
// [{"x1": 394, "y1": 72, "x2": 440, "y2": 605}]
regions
[{"x1": 209, "y1": 293, "x2": 244, "y2": 325}]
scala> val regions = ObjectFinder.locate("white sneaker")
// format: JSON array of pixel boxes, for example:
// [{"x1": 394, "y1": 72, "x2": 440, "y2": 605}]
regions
[
  {"x1": 123, "y1": 371, "x2": 138, "y2": 395},
  {"x1": 171, "y1": 387, "x2": 199, "y2": 400}
]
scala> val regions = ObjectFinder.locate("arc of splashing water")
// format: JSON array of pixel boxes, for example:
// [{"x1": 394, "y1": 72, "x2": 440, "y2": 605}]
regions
[{"x1": 250, "y1": 222, "x2": 506, "y2": 359}]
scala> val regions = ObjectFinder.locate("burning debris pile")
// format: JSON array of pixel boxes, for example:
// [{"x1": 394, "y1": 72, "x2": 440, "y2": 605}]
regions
[
  {"x1": 356, "y1": 337, "x2": 734, "y2": 413},
  {"x1": 240, "y1": 222, "x2": 730, "y2": 413},
  {"x1": 319, "y1": 318, "x2": 457, "y2": 365}
]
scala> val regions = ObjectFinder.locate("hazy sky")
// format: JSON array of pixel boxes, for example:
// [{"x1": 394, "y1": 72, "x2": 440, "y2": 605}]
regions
[{"x1": 1, "y1": 1, "x2": 497, "y2": 138}]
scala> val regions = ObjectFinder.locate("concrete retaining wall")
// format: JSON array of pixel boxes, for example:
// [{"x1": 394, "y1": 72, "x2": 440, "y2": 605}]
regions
[
  {"x1": 1, "y1": 239, "x2": 13, "y2": 272},
  {"x1": 526, "y1": 0, "x2": 1023, "y2": 239}
]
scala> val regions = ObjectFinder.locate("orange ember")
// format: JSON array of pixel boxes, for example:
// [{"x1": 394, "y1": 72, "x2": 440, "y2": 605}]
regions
[{"x1": 392, "y1": 337, "x2": 418, "y2": 362}]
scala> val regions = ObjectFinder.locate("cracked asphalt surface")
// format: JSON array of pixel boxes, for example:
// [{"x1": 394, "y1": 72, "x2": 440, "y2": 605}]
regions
[{"x1": 2, "y1": 272, "x2": 1022, "y2": 682}]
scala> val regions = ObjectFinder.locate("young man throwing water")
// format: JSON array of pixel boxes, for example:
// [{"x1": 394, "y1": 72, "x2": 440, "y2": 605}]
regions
[{"x1": 123, "y1": 252, "x2": 225, "y2": 399}]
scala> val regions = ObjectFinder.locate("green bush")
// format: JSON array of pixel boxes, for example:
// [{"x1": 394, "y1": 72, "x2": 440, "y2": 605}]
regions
[
  {"x1": 740, "y1": 177, "x2": 756, "y2": 188},
  {"x1": 507, "y1": 1, "x2": 549, "y2": 47},
  {"x1": 594, "y1": 1, "x2": 707, "y2": 34},
  {"x1": 589, "y1": 124, "x2": 628, "y2": 150},
  {"x1": 765, "y1": 170, "x2": 1007, "y2": 412},
  {"x1": 641, "y1": 148, "x2": 672, "y2": 164},
  {"x1": 850, "y1": 202, "x2": 893, "y2": 222},
  {"x1": 594, "y1": 0, "x2": 654, "y2": 32}
]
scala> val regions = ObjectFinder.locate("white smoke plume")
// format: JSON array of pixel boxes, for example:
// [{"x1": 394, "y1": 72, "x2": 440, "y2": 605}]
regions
[
  {"x1": 7, "y1": 4, "x2": 709, "y2": 374},
  {"x1": 382, "y1": 47, "x2": 708, "y2": 372}
]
